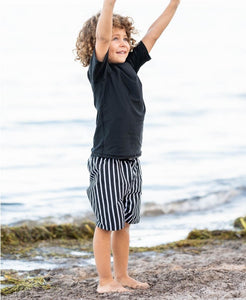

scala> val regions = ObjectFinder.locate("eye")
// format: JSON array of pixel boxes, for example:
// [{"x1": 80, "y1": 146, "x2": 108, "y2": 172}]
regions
[{"x1": 112, "y1": 37, "x2": 118, "y2": 41}]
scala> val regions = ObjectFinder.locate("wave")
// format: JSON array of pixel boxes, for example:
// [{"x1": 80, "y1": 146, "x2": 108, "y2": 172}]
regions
[
  {"x1": 7, "y1": 212, "x2": 95, "y2": 227},
  {"x1": 2, "y1": 119, "x2": 94, "y2": 130},
  {"x1": 1, "y1": 202, "x2": 24, "y2": 206},
  {"x1": 15, "y1": 119, "x2": 94, "y2": 126},
  {"x1": 142, "y1": 188, "x2": 243, "y2": 217}
]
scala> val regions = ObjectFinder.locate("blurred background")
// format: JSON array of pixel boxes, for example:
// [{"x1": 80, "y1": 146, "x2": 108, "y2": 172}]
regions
[{"x1": 1, "y1": 0, "x2": 246, "y2": 247}]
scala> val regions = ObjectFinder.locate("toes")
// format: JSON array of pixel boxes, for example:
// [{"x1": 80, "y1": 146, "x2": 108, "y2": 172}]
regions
[
  {"x1": 135, "y1": 282, "x2": 150, "y2": 289},
  {"x1": 97, "y1": 281, "x2": 131, "y2": 293},
  {"x1": 117, "y1": 277, "x2": 150, "y2": 289}
]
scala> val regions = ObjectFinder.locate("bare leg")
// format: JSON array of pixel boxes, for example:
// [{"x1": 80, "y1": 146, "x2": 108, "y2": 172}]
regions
[
  {"x1": 112, "y1": 223, "x2": 150, "y2": 289},
  {"x1": 93, "y1": 226, "x2": 128, "y2": 293}
]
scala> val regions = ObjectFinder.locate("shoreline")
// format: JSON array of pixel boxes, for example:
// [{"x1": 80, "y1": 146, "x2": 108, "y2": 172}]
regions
[
  {"x1": 1, "y1": 219, "x2": 246, "y2": 299},
  {"x1": 2, "y1": 240, "x2": 246, "y2": 299}
]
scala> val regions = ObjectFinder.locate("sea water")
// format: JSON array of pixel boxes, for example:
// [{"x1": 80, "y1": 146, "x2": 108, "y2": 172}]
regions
[{"x1": 1, "y1": 0, "x2": 246, "y2": 247}]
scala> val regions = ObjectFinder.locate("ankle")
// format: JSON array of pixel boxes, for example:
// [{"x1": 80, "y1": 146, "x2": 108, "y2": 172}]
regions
[
  {"x1": 99, "y1": 277, "x2": 114, "y2": 286},
  {"x1": 115, "y1": 274, "x2": 129, "y2": 281}
]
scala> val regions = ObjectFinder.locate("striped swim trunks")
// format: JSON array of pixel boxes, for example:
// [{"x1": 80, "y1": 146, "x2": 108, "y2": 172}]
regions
[{"x1": 86, "y1": 156, "x2": 142, "y2": 231}]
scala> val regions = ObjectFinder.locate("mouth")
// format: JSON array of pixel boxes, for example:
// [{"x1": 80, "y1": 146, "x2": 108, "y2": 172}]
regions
[{"x1": 116, "y1": 50, "x2": 127, "y2": 55}]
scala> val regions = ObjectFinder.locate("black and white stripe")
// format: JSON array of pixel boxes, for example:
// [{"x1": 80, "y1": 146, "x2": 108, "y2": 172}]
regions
[{"x1": 87, "y1": 156, "x2": 142, "y2": 231}]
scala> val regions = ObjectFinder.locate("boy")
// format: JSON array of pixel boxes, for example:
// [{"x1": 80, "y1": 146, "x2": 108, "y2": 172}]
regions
[{"x1": 76, "y1": 0, "x2": 180, "y2": 293}]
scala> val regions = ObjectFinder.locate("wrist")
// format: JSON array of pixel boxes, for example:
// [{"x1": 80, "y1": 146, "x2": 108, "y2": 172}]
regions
[
  {"x1": 105, "y1": 0, "x2": 116, "y2": 4},
  {"x1": 169, "y1": 0, "x2": 180, "y2": 9},
  {"x1": 170, "y1": 0, "x2": 180, "y2": 5}
]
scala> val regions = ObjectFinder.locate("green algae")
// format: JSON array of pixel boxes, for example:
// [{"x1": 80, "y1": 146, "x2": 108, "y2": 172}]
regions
[
  {"x1": 1, "y1": 275, "x2": 50, "y2": 296},
  {"x1": 130, "y1": 229, "x2": 246, "y2": 253},
  {"x1": 2, "y1": 219, "x2": 246, "y2": 258},
  {"x1": 1, "y1": 221, "x2": 95, "y2": 255},
  {"x1": 187, "y1": 229, "x2": 246, "y2": 240},
  {"x1": 130, "y1": 238, "x2": 211, "y2": 253},
  {"x1": 234, "y1": 216, "x2": 246, "y2": 230}
]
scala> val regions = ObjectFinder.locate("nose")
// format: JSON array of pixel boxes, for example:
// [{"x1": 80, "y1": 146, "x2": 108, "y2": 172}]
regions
[
  {"x1": 119, "y1": 39, "x2": 124, "y2": 46},
  {"x1": 119, "y1": 39, "x2": 127, "y2": 47}
]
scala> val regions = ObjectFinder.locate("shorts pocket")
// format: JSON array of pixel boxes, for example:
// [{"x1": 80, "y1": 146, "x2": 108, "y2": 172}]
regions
[{"x1": 88, "y1": 157, "x2": 100, "y2": 183}]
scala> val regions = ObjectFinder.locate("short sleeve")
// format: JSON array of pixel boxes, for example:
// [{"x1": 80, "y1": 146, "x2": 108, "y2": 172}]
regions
[
  {"x1": 87, "y1": 50, "x2": 109, "y2": 84},
  {"x1": 126, "y1": 41, "x2": 151, "y2": 73}
]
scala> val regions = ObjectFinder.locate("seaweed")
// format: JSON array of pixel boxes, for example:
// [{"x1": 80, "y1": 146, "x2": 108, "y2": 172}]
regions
[
  {"x1": 2, "y1": 218, "x2": 246, "y2": 257},
  {"x1": 234, "y1": 216, "x2": 246, "y2": 230},
  {"x1": 1, "y1": 275, "x2": 50, "y2": 296},
  {"x1": 1, "y1": 221, "x2": 95, "y2": 254},
  {"x1": 130, "y1": 229, "x2": 246, "y2": 253},
  {"x1": 187, "y1": 229, "x2": 246, "y2": 240}
]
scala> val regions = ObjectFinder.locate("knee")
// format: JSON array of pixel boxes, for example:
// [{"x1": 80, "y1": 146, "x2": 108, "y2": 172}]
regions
[{"x1": 95, "y1": 226, "x2": 112, "y2": 236}]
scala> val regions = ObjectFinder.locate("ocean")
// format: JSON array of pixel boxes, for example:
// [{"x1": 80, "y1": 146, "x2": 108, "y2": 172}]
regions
[{"x1": 1, "y1": 0, "x2": 246, "y2": 247}]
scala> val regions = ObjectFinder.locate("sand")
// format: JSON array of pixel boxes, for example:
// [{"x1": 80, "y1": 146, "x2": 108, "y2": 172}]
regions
[{"x1": 2, "y1": 240, "x2": 246, "y2": 300}]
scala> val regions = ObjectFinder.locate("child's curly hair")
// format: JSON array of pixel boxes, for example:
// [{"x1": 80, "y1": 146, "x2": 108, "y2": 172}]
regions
[{"x1": 75, "y1": 13, "x2": 137, "y2": 67}]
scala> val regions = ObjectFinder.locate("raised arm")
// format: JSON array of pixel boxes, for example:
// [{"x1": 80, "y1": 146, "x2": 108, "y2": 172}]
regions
[
  {"x1": 95, "y1": 0, "x2": 116, "y2": 62},
  {"x1": 142, "y1": 0, "x2": 180, "y2": 53}
]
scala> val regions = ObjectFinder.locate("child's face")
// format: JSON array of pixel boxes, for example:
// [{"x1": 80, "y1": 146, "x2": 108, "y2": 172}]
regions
[{"x1": 108, "y1": 27, "x2": 130, "y2": 64}]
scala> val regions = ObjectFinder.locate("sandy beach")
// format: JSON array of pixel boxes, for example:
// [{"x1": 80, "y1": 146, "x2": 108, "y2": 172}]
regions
[{"x1": 2, "y1": 237, "x2": 246, "y2": 300}]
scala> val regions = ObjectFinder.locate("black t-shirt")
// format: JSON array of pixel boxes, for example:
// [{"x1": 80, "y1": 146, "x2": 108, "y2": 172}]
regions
[{"x1": 88, "y1": 41, "x2": 151, "y2": 159}]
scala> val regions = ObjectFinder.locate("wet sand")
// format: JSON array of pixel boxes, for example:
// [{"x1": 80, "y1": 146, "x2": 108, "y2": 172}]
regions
[{"x1": 2, "y1": 240, "x2": 246, "y2": 300}]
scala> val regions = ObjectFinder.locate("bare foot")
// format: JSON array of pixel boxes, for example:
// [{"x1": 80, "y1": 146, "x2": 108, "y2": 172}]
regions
[
  {"x1": 97, "y1": 279, "x2": 130, "y2": 293},
  {"x1": 116, "y1": 276, "x2": 150, "y2": 289}
]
